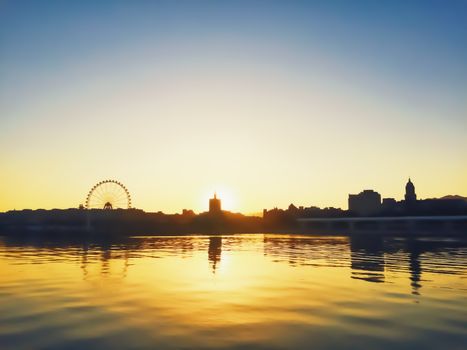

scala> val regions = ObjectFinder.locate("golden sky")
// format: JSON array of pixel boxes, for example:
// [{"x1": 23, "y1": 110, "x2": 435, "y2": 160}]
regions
[{"x1": 1, "y1": 1, "x2": 466, "y2": 213}]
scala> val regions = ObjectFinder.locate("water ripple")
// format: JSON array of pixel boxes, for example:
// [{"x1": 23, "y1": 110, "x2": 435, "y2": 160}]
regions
[{"x1": 0, "y1": 233, "x2": 466, "y2": 349}]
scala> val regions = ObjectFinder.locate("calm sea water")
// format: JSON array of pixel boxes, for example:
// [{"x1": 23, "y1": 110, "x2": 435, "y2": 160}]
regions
[{"x1": 0, "y1": 234, "x2": 466, "y2": 350}]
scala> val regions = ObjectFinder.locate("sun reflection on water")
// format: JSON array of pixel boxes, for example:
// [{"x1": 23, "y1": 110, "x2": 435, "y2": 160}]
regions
[{"x1": 0, "y1": 234, "x2": 466, "y2": 349}]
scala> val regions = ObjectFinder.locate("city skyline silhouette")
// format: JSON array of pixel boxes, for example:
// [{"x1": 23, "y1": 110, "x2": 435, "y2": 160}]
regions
[{"x1": 1, "y1": 176, "x2": 466, "y2": 216}]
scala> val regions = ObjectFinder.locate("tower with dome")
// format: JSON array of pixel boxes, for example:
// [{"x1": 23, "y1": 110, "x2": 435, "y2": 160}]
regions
[{"x1": 405, "y1": 178, "x2": 417, "y2": 202}]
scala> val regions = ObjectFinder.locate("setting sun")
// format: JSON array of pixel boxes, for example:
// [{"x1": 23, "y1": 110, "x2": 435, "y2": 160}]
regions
[{"x1": 202, "y1": 187, "x2": 237, "y2": 212}]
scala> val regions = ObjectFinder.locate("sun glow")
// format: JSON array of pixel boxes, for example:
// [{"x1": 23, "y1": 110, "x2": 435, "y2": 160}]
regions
[{"x1": 202, "y1": 187, "x2": 237, "y2": 212}]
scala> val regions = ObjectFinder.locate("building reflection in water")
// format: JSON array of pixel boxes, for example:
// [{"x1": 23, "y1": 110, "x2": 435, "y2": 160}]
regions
[
  {"x1": 76, "y1": 234, "x2": 427, "y2": 293},
  {"x1": 349, "y1": 235, "x2": 385, "y2": 283},
  {"x1": 3, "y1": 233, "x2": 466, "y2": 295},
  {"x1": 262, "y1": 236, "x2": 349, "y2": 267},
  {"x1": 262, "y1": 234, "x2": 436, "y2": 295},
  {"x1": 79, "y1": 240, "x2": 132, "y2": 280},
  {"x1": 407, "y1": 239, "x2": 423, "y2": 295},
  {"x1": 100, "y1": 240, "x2": 112, "y2": 276},
  {"x1": 80, "y1": 241, "x2": 89, "y2": 278},
  {"x1": 208, "y1": 236, "x2": 222, "y2": 274},
  {"x1": 348, "y1": 235, "x2": 428, "y2": 295}
]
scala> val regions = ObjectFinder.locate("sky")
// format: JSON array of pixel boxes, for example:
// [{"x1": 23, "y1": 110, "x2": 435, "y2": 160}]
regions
[{"x1": 1, "y1": 0, "x2": 466, "y2": 214}]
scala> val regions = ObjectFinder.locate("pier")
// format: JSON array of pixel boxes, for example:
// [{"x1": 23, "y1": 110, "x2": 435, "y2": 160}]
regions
[{"x1": 297, "y1": 216, "x2": 467, "y2": 234}]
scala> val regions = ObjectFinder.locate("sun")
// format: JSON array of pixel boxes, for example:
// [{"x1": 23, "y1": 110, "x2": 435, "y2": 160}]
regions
[{"x1": 202, "y1": 187, "x2": 237, "y2": 212}]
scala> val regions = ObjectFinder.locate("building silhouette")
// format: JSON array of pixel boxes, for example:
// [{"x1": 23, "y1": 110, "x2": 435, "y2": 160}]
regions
[
  {"x1": 405, "y1": 178, "x2": 417, "y2": 202},
  {"x1": 381, "y1": 197, "x2": 397, "y2": 210},
  {"x1": 209, "y1": 193, "x2": 221, "y2": 213},
  {"x1": 348, "y1": 190, "x2": 381, "y2": 216}
]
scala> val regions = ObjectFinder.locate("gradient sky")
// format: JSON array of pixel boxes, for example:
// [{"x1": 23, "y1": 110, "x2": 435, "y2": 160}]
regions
[{"x1": 1, "y1": 0, "x2": 466, "y2": 213}]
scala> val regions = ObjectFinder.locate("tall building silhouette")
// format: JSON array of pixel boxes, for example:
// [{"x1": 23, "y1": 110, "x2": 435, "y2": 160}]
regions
[
  {"x1": 405, "y1": 178, "x2": 417, "y2": 202},
  {"x1": 209, "y1": 193, "x2": 221, "y2": 213},
  {"x1": 348, "y1": 190, "x2": 381, "y2": 216}
]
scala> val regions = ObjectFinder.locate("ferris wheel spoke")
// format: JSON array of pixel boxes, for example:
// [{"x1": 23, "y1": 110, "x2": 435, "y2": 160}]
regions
[
  {"x1": 94, "y1": 189, "x2": 107, "y2": 203},
  {"x1": 91, "y1": 191, "x2": 104, "y2": 206},
  {"x1": 111, "y1": 184, "x2": 127, "y2": 199},
  {"x1": 95, "y1": 184, "x2": 107, "y2": 199},
  {"x1": 103, "y1": 182, "x2": 110, "y2": 197},
  {"x1": 104, "y1": 183, "x2": 114, "y2": 201},
  {"x1": 114, "y1": 190, "x2": 128, "y2": 201},
  {"x1": 109, "y1": 185, "x2": 119, "y2": 201},
  {"x1": 89, "y1": 190, "x2": 98, "y2": 201},
  {"x1": 94, "y1": 189, "x2": 109, "y2": 208},
  {"x1": 121, "y1": 197, "x2": 130, "y2": 207},
  {"x1": 115, "y1": 189, "x2": 128, "y2": 206},
  {"x1": 87, "y1": 194, "x2": 97, "y2": 208},
  {"x1": 110, "y1": 184, "x2": 120, "y2": 198},
  {"x1": 112, "y1": 196, "x2": 127, "y2": 208},
  {"x1": 108, "y1": 188, "x2": 119, "y2": 202}
]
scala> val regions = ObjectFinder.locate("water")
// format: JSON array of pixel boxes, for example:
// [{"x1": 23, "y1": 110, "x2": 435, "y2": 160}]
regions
[{"x1": 0, "y1": 234, "x2": 466, "y2": 349}]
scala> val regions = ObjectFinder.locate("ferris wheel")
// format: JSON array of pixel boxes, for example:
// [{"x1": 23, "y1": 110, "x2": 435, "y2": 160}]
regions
[{"x1": 85, "y1": 180, "x2": 131, "y2": 209}]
